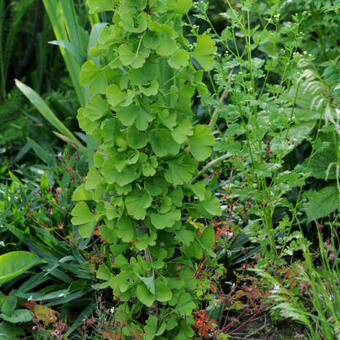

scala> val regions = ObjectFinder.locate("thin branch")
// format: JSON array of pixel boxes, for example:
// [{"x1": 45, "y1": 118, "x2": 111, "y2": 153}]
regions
[{"x1": 209, "y1": 69, "x2": 233, "y2": 126}]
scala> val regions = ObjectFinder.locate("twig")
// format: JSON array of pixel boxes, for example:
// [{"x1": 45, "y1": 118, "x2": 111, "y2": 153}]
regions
[
  {"x1": 209, "y1": 69, "x2": 233, "y2": 126},
  {"x1": 192, "y1": 153, "x2": 231, "y2": 182},
  {"x1": 245, "y1": 314, "x2": 267, "y2": 338}
]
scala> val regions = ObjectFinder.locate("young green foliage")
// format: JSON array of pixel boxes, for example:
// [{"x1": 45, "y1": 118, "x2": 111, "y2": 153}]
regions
[{"x1": 72, "y1": 0, "x2": 220, "y2": 337}]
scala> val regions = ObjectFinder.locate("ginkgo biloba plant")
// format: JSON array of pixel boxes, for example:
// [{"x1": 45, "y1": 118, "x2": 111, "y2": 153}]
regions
[{"x1": 71, "y1": 0, "x2": 221, "y2": 338}]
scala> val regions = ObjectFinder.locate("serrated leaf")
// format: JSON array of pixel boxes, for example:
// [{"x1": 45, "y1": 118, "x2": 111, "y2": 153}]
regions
[
  {"x1": 189, "y1": 125, "x2": 214, "y2": 161},
  {"x1": 169, "y1": 187, "x2": 184, "y2": 207}
]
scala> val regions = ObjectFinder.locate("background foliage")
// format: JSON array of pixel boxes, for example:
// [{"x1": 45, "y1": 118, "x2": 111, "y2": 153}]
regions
[{"x1": 0, "y1": 0, "x2": 339, "y2": 339}]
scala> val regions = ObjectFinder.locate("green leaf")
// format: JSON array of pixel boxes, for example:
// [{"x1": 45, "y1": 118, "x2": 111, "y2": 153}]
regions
[
  {"x1": 192, "y1": 34, "x2": 217, "y2": 71},
  {"x1": 106, "y1": 84, "x2": 126, "y2": 107},
  {"x1": 189, "y1": 125, "x2": 214, "y2": 161},
  {"x1": 71, "y1": 202, "x2": 97, "y2": 238},
  {"x1": 199, "y1": 196, "x2": 222, "y2": 216},
  {"x1": 126, "y1": 126, "x2": 148, "y2": 149},
  {"x1": 83, "y1": 94, "x2": 109, "y2": 121},
  {"x1": 116, "y1": 104, "x2": 153, "y2": 130},
  {"x1": 15, "y1": 80, "x2": 84, "y2": 151},
  {"x1": 125, "y1": 189, "x2": 152, "y2": 220},
  {"x1": 96, "y1": 264, "x2": 111, "y2": 281},
  {"x1": 190, "y1": 181, "x2": 209, "y2": 201},
  {"x1": 175, "y1": 321, "x2": 195, "y2": 339},
  {"x1": 165, "y1": 154, "x2": 197, "y2": 185},
  {"x1": 0, "y1": 310, "x2": 32, "y2": 323},
  {"x1": 167, "y1": 0, "x2": 192, "y2": 14},
  {"x1": 102, "y1": 161, "x2": 139, "y2": 186},
  {"x1": 48, "y1": 40, "x2": 85, "y2": 63},
  {"x1": 118, "y1": 43, "x2": 149, "y2": 68},
  {"x1": 72, "y1": 184, "x2": 94, "y2": 201},
  {"x1": 139, "y1": 80, "x2": 159, "y2": 96},
  {"x1": 40, "y1": 171, "x2": 49, "y2": 191},
  {"x1": 156, "y1": 283, "x2": 172, "y2": 302},
  {"x1": 0, "y1": 322, "x2": 24, "y2": 339},
  {"x1": 113, "y1": 254, "x2": 129, "y2": 269},
  {"x1": 149, "y1": 129, "x2": 180, "y2": 157},
  {"x1": 87, "y1": 0, "x2": 114, "y2": 13},
  {"x1": 71, "y1": 202, "x2": 97, "y2": 225},
  {"x1": 79, "y1": 60, "x2": 107, "y2": 94},
  {"x1": 155, "y1": 36, "x2": 178, "y2": 57},
  {"x1": 176, "y1": 229, "x2": 195, "y2": 246},
  {"x1": 120, "y1": 12, "x2": 148, "y2": 33},
  {"x1": 304, "y1": 184, "x2": 339, "y2": 221},
  {"x1": 308, "y1": 135, "x2": 338, "y2": 179},
  {"x1": 0, "y1": 251, "x2": 43, "y2": 285},
  {"x1": 176, "y1": 292, "x2": 196, "y2": 315},
  {"x1": 136, "y1": 284, "x2": 155, "y2": 307},
  {"x1": 136, "y1": 273, "x2": 155, "y2": 295},
  {"x1": 85, "y1": 167, "x2": 103, "y2": 190},
  {"x1": 150, "y1": 210, "x2": 181, "y2": 230},
  {"x1": 168, "y1": 50, "x2": 190, "y2": 69},
  {"x1": 169, "y1": 187, "x2": 184, "y2": 207},
  {"x1": 104, "y1": 202, "x2": 120, "y2": 220},
  {"x1": 116, "y1": 216, "x2": 135, "y2": 242},
  {"x1": 200, "y1": 225, "x2": 215, "y2": 249},
  {"x1": 171, "y1": 120, "x2": 193, "y2": 144},
  {"x1": 144, "y1": 316, "x2": 158, "y2": 339}
]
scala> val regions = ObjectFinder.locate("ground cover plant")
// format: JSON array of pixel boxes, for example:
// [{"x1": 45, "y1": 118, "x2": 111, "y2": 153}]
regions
[{"x1": 0, "y1": 0, "x2": 339, "y2": 339}]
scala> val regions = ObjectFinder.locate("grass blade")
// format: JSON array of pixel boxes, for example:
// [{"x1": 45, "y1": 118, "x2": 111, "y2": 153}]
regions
[
  {"x1": 15, "y1": 79, "x2": 85, "y2": 152},
  {"x1": 48, "y1": 40, "x2": 85, "y2": 63}
]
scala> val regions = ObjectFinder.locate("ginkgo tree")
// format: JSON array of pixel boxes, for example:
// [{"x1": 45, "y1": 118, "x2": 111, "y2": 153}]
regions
[{"x1": 71, "y1": 0, "x2": 220, "y2": 338}]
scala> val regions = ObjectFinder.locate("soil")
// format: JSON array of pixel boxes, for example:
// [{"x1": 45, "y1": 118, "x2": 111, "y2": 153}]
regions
[{"x1": 228, "y1": 313, "x2": 308, "y2": 340}]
